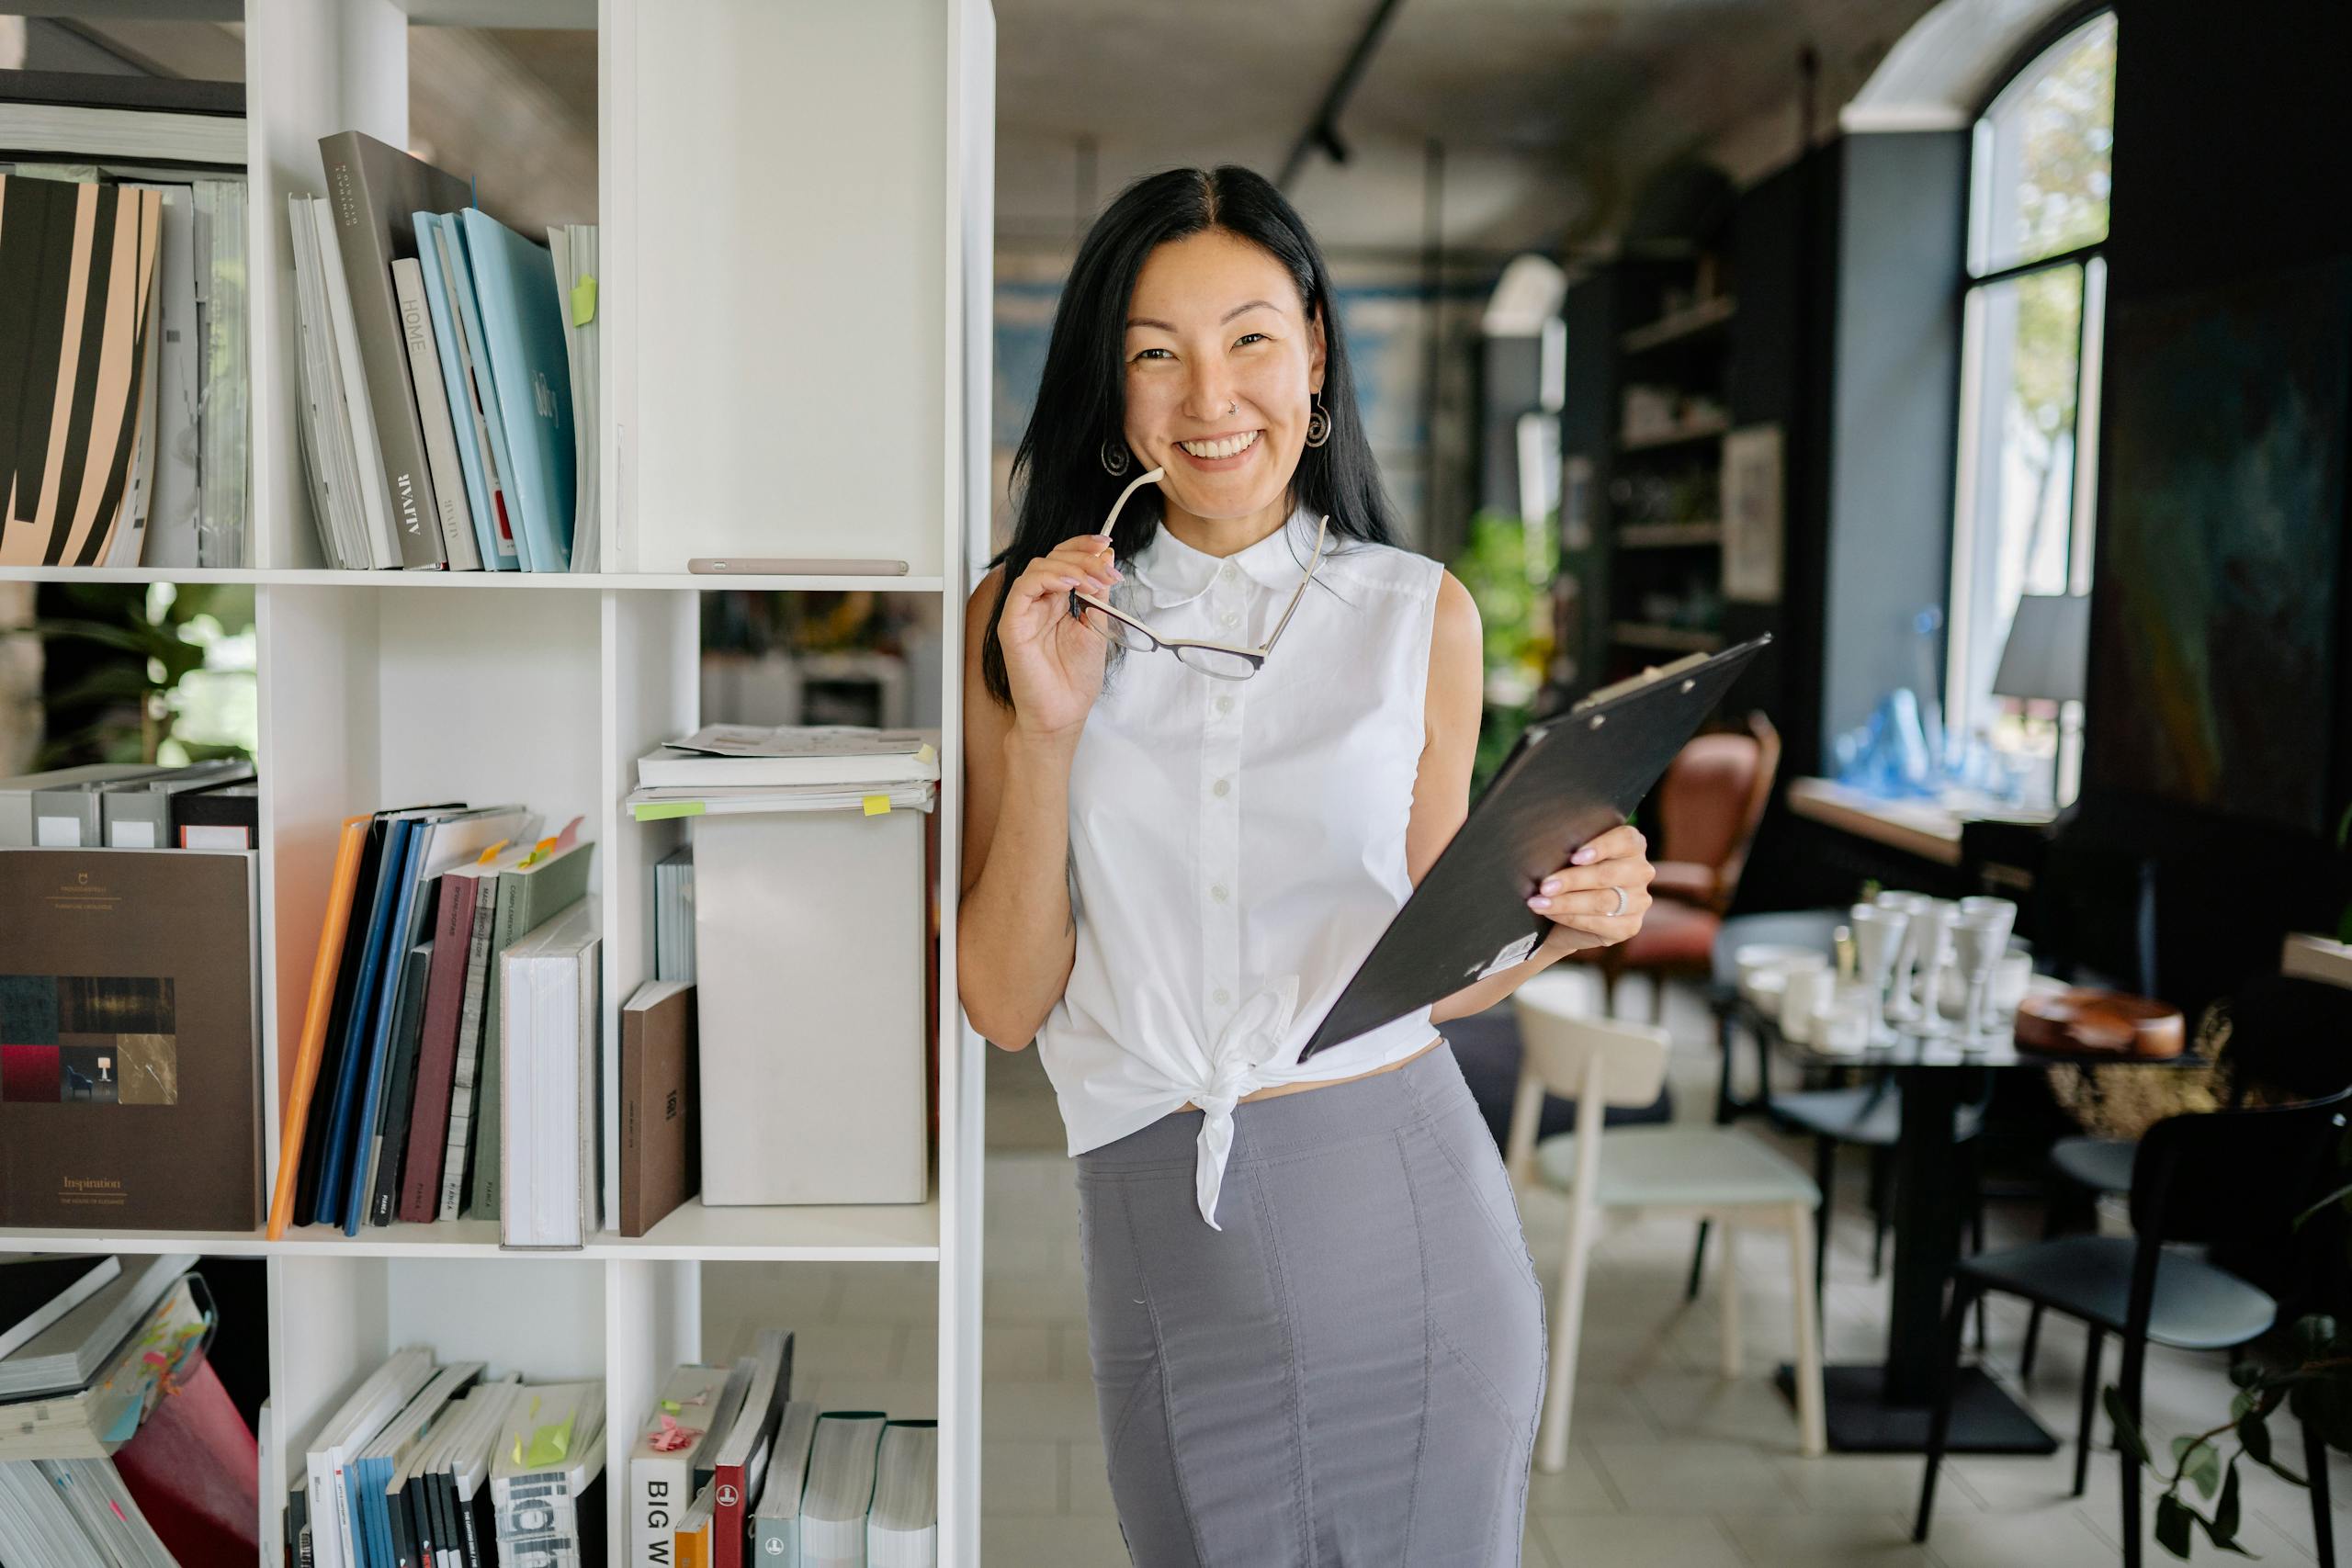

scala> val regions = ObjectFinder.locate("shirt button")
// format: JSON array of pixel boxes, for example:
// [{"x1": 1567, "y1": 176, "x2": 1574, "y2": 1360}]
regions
[
  {"x1": 1216, "y1": 694, "x2": 1233, "y2": 715},
  {"x1": 1213, "y1": 987, "x2": 1231, "y2": 1005},
  {"x1": 1211, "y1": 884, "x2": 1228, "y2": 903},
  {"x1": 1217, "y1": 561, "x2": 1235, "y2": 581},
  {"x1": 1220, "y1": 610, "x2": 1238, "y2": 628},
  {"x1": 1212, "y1": 778, "x2": 1230, "y2": 797}
]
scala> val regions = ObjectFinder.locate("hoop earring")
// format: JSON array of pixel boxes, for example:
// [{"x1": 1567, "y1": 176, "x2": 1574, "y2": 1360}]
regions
[
  {"x1": 1304, "y1": 396, "x2": 1332, "y2": 448},
  {"x1": 1100, "y1": 436, "x2": 1131, "y2": 477}
]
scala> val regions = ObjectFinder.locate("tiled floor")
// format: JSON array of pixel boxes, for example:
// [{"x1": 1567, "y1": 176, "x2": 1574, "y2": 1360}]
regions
[{"x1": 707, "y1": 981, "x2": 2351, "y2": 1564}]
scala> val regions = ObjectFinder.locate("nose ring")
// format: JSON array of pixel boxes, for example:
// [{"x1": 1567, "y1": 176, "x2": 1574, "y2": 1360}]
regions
[{"x1": 1227, "y1": 400, "x2": 1238, "y2": 415}]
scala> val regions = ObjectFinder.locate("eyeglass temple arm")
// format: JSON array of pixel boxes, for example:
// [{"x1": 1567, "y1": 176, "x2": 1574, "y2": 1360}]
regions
[
  {"x1": 1261, "y1": 517, "x2": 1331, "y2": 653},
  {"x1": 1103, "y1": 467, "x2": 1166, "y2": 541}
]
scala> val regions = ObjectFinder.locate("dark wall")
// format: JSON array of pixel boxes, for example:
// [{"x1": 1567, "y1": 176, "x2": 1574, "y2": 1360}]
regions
[
  {"x1": 2070, "y1": 0, "x2": 2352, "y2": 1012},
  {"x1": 1819, "y1": 131, "x2": 1969, "y2": 773}
]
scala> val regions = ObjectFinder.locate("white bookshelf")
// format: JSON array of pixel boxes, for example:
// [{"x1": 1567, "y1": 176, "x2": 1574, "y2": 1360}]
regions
[{"x1": 0, "y1": 0, "x2": 995, "y2": 1561}]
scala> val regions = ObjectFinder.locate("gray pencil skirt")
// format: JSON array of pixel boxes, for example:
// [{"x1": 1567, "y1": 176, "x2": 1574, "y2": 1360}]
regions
[{"x1": 1074, "y1": 1042, "x2": 1547, "y2": 1567}]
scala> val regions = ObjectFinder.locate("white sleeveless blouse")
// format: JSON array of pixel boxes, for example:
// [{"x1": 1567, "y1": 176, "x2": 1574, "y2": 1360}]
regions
[{"x1": 1036, "y1": 504, "x2": 1446, "y2": 1227}]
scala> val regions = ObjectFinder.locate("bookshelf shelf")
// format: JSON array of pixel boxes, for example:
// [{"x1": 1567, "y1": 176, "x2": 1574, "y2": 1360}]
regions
[
  {"x1": 1617, "y1": 412, "x2": 1732, "y2": 451},
  {"x1": 4, "y1": 0, "x2": 995, "y2": 1558},
  {"x1": 0, "y1": 564, "x2": 946, "y2": 593}
]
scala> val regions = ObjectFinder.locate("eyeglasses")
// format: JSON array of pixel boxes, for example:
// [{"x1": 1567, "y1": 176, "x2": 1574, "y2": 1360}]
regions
[{"x1": 1069, "y1": 468, "x2": 1330, "y2": 681}]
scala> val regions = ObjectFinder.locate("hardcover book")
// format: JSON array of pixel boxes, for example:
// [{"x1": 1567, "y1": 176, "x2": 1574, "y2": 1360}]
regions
[
  {"x1": 0, "y1": 848, "x2": 260, "y2": 1230},
  {"x1": 619, "y1": 980, "x2": 696, "y2": 1237}
]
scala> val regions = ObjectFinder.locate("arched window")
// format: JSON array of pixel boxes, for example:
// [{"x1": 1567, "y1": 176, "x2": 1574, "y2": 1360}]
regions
[{"x1": 1946, "y1": 10, "x2": 2115, "y2": 807}]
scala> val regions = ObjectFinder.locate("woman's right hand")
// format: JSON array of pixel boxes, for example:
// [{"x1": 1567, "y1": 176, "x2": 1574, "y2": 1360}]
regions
[{"x1": 997, "y1": 533, "x2": 1123, "y2": 743}]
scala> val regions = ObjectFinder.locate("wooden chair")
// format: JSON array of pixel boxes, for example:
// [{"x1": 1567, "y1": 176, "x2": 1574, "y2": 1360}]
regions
[
  {"x1": 1506, "y1": 968, "x2": 1826, "y2": 1472},
  {"x1": 1591, "y1": 711, "x2": 1781, "y2": 1021}
]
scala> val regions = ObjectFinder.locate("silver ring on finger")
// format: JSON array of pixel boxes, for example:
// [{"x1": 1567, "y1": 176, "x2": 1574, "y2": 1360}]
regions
[{"x1": 1610, "y1": 885, "x2": 1630, "y2": 919}]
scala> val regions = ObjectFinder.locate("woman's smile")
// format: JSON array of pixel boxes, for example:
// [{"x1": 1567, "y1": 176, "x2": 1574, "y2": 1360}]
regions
[{"x1": 1172, "y1": 427, "x2": 1262, "y2": 468}]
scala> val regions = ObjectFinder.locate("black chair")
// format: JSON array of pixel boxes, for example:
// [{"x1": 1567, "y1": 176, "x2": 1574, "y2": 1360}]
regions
[
  {"x1": 2020, "y1": 975, "x2": 2352, "y2": 1379},
  {"x1": 1691, "y1": 908, "x2": 1988, "y2": 1323},
  {"x1": 1914, "y1": 1088, "x2": 2352, "y2": 1567}
]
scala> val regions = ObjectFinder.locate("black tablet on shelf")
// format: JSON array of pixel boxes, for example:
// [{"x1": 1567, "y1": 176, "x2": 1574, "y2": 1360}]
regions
[{"x1": 1298, "y1": 634, "x2": 1772, "y2": 1061}]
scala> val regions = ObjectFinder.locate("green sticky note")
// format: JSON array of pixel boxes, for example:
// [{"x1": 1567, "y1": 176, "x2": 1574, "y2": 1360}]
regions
[
  {"x1": 633, "y1": 799, "x2": 706, "y2": 821},
  {"x1": 571, "y1": 274, "x2": 597, "y2": 327},
  {"x1": 523, "y1": 1415, "x2": 574, "y2": 1469}
]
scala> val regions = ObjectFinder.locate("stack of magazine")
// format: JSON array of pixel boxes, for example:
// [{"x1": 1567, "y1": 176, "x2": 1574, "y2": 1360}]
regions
[
  {"x1": 628, "y1": 725, "x2": 942, "y2": 819},
  {"x1": 0, "y1": 1254, "x2": 229, "y2": 1568},
  {"x1": 288, "y1": 130, "x2": 597, "y2": 572},
  {"x1": 287, "y1": 1348, "x2": 605, "y2": 1568},
  {"x1": 0, "y1": 72, "x2": 251, "y2": 569}
]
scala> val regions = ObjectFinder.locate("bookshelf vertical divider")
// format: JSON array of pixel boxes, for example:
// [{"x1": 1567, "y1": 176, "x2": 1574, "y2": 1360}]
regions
[{"x1": 0, "y1": 1, "x2": 994, "y2": 1562}]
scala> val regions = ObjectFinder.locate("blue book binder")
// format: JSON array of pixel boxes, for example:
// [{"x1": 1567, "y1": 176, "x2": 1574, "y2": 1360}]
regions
[
  {"x1": 353, "y1": 1451, "x2": 395, "y2": 1568},
  {"x1": 458, "y1": 209, "x2": 576, "y2": 573},
  {"x1": 440, "y1": 216, "x2": 535, "y2": 570},
  {"x1": 314, "y1": 817, "x2": 414, "y2": 1225},
  {"x1": 413, "y1": 214, "x2": 516, "y2": 571},
  {"x1": 343, "y1": 820, "x2": 438, "y2": 1233}
]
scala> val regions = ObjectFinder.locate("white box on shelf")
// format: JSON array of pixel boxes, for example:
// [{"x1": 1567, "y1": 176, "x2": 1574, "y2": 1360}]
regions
[{"x1": 691, "y1": 807, "x2": 929, "y2": 1206}]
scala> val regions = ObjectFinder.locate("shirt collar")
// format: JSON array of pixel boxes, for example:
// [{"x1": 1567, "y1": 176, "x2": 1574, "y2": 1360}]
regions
[{"x1": 1128, "y1": 504, "x2": 1321, "y2": 610}]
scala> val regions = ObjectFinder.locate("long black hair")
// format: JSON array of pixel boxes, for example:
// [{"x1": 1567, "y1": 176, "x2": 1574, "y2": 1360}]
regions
[{"x1": 980, "y1": 165, "x2": 1398, "y2": 708}]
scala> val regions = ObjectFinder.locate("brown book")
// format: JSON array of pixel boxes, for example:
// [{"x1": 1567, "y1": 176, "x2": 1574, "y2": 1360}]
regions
[
  {"x1": 618, "y1": 980, "x2": 697, "y2": 1237},
  {"x1": 0, "y1": 848, "x2": 260, "y2": 1230}
]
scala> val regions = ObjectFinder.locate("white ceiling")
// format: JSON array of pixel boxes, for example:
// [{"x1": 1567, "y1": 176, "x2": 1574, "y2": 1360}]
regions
[{"x1": 995, "y1": 0, "x2": 1939, "y2": 258}]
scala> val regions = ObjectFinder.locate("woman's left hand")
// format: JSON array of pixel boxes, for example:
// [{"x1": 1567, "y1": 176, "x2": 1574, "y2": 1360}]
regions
[{"x1": 1527, "y1": 823, "x2": 1655, "y2": 956}]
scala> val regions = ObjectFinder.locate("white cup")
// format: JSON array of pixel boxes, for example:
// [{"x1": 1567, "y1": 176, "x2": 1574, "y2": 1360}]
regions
[
  {"x1": 1781, "y1": 964, "x2": 1836, "y2": 1043},
  {"x1": 1738, "y1": 945, "x2": 1826, "y2": 1008},
  {"x1": 1815, "y1": 981, "x2": 1879, "y2": 1053}
]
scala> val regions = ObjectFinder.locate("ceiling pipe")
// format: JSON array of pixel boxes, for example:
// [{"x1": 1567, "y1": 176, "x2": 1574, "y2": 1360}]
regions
[{"x1": 1277, "y1": 0, "x2": 1410, "y2": 190}]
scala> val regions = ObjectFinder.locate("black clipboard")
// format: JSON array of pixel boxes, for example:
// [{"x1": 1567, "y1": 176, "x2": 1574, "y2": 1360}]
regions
[{"x1": 1298, "y1": 634, "x2": 1772, "y2": 1060}]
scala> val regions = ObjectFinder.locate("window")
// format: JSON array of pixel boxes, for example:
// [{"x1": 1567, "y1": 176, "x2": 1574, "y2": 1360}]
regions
[{"x1": 1947, "y1": 11, "x2": 2115, "y2": 807}]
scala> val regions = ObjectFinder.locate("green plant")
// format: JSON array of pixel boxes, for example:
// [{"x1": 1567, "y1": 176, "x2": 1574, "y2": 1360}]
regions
[
  {"x1": 2106, "y1": 1162, "x2": 2352, "y2": 1558},
  {"x1": 1453, "y1": 508, "x2": 1558, "y2": 790},
  {"x1": 30, "y1": 581, "x2": 255, "y2": 766}
]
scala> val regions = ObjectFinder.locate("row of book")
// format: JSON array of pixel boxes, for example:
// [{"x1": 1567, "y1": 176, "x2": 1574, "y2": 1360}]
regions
[
  {"x1": 1, "y1": 1254, "x2": 261, "y2": 1566},
  {"x1": 624, "y1": 1329, "x2": 936, "y2": 1568},
  {"x1": 291, "y1": 130, "x2": 596, "y2": 573},
  {"x1": 291, "y1": 1350, "x2": 603, "y2": 1568},
  {"x1": 1, "y1": 74, "x2": 251, "y2": 570},
  {"x1": 270, "y1": 803, "x2": 599, "y2": 1245},
  {"x1": 0, "y1": 759, "x2": 257, "y2": 850}
]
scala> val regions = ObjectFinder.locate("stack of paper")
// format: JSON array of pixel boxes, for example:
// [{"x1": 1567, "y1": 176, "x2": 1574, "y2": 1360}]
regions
[
  {"x1": 628, "y1": 726, "x2": 939, "y2": 820},
  {"x1": 348, "y1": 1360, "x2": 485, "y2": 1566},
  {"x1": 500, "y1": 898, "x2": 603, "y2": 1248}
]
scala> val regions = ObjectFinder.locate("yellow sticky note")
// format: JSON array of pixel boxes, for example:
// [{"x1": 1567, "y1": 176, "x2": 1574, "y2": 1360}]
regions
[
  {"x1": 633, "y1": 799, "x2": 707, "y2": 821},
  {"x1": 571, "y1": 274, "x2": 597, "y2": 327},
  {"x1": 915, "y1": 742, "x2": 936, "y2": 766},
  {"x1": 863, "y1": 794, "x2": 891, "y2": 817}
]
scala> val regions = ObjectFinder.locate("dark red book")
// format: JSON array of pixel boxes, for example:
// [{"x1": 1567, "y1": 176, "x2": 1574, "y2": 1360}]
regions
[{"x1": 397, "y1": 861, "x2": 484, "y2": 1221}]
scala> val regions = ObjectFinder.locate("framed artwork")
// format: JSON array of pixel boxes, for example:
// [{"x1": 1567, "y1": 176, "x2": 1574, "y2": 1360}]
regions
[
  {"x1": 1722, "y1": 423, "x2": 1784, "y2": 603},
  {"x1": 2086, "y1": 258, "x2": 2348, "y2": 834}
]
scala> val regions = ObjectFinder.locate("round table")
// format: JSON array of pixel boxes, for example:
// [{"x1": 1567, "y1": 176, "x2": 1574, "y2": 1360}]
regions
[{"x1": 1738, "y1": 992, "x2": 2200, "y2": 1454}]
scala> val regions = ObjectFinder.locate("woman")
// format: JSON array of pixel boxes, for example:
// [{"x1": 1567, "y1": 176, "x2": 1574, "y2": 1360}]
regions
[{"x1": 959, "y1": 166, "x2": 1655, "y2": 1566}]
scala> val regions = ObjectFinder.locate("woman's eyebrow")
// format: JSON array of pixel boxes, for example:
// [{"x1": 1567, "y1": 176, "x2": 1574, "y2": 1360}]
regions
[{"x1": 1125, "y1": 299, "x2": 1280, "y2": 332}]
